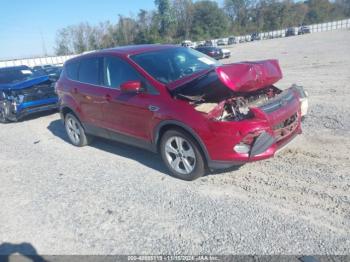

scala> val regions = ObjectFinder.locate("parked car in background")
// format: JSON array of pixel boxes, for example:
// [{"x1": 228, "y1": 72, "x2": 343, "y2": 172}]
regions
[
  {"x1": 197, "y1": 41, "x2": 205, "y2": 47},
  {"x1": 57, "y1": 45, "x2": 303, "y2": 180},
  {"x1": 286, "y1": 27, "x2": 297, "y2": 37},
  {"x1": 195, "y1": 46, "x2": 223, "y2": 60},
  {"x1": 45, "y1": 66, "x2": 63, "y2": 81},
  {"x1": 298, "y1": 25, "x2": 311, "y2": 35},
  {"x1": 204, "y1": 40, "x2": 216, "y2": 47},
  {"x1": 221, "y1": 48, "x2": 231, "y2": 59},
  {"x1": 33, "y1": 65, "x2": 63, "y2": 81},
  {"x1": 251, "y1": 32, "x2": 261, "y2": 41},
  {"x1": 181, "y1": 40, "x2": 196, "y2": 48},
  {"x1": 228, "y1": 36, "x2": 237, "y2": 45},
  {"x1": 217, "y1": 39, "x2": 226, "y2": 46},
  {"x1": 0, "y1": 65, "x2": 58, "y2": 123},
  {"x1": 32, "y1": 65, "x2": 48, "y2": 75}
]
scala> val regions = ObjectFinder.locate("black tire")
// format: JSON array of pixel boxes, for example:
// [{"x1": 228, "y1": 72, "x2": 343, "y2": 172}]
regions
[
  {"x1": 160, "y1": 129, "x2": 206, "y2": 181},
  {"x1": 64, "y1": 113, "x2": 93, "y2": 147}
]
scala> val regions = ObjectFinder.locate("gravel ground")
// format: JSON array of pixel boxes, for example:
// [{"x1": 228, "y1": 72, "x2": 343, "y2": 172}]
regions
[{"x1": 0, "y1": 30, "x2": 349, "y2": 255}]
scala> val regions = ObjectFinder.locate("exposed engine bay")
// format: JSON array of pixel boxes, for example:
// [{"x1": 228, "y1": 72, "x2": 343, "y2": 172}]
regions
[
  {"x1": 176, "y1": 84, "x2": 284, "y2": 121},
  {"x1": 197, "y1": 86, "x2": 282, "y2": 121},
  {"x1": 172, "y1": 59, "x2": 306, "y2": 122}
]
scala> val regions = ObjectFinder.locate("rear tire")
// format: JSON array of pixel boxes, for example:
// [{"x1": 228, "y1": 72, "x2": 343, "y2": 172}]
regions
[
  {"x1": 160, "y1": 129, "x2": 206, "y2": 181},
  {"x1": 64, "y1": 113, "x2": 92, "y2": 147}
]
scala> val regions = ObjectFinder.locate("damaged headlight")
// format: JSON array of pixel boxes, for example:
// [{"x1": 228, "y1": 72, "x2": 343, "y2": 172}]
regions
[
  {"x1": 7, "y1": 90, "x2": 25, "y2": 104},
  {"x1": 292, "y1": 84, "x2": 308, "y2": 99},
  {"x1": 1, "y1": 91, "x2": 8, "y2": 100},
  {"x1": 15, "y1": 94, "x2": 25, "y2": 104},
  {"x1": 291, "y1": 84, "x2": 308, "y2": 117}
]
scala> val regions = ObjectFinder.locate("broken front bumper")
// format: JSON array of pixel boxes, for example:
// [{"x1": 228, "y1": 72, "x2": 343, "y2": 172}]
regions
[
  {"x1": 2, "y1": 97, "x2": 58, "y2": 121},
  {"x1": 207, "y1": 88, "x2": 302, "y2": 169}
]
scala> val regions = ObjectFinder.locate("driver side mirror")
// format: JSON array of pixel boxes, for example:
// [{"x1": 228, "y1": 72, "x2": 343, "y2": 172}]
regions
[{"x1": 120, "y1": 80, "x2": 144, "y2": 93}]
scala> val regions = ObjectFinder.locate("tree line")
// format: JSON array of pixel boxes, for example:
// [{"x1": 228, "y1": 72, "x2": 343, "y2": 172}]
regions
[{"x1": 55, "y1": 0, "x2": 350, "y2": 55}]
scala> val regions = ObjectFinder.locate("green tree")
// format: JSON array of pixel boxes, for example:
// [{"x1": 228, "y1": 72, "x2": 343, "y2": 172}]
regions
[
  {"x1": 155, "y1": 0, "x2": 173, "y2": 37},
  {"x1": 55, "y1": 28, "x2": 72, "y2": 55},
  {"x1": 224, "y1": 0, "x2": 252, "y2": 31},
  {"x1": 191, "y1": 0, "x2": 229, "y2": 40},
  {"x1": 172, "y1": 0, "x2": 194, "y2": 39},
  {"x1": 55, "y1": 0, "x2": 350, "y2": 55},
  {"x1": 304, "y1": 0, "x2": 333, "y2": 24}
]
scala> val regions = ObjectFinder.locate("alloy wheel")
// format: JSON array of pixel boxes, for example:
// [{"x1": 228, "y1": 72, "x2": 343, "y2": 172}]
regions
[
  {"x1": 164, "y1": 136, "x2": 196, "y2": 175},
  {"x1": 66, "y1": 116, "x2": 81, "y2": 145}
]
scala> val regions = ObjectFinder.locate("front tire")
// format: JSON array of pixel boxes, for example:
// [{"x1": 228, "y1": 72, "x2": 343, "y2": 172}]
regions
[
  {"x1": 160, "y1": 129, "x2": 206, "y2": 181},
  {"x1": 0, "y1": 102, "x2": 10, "y2": 123},
  {"x1": 64, "y1": 113, "x2": 92, "y2": 147}
]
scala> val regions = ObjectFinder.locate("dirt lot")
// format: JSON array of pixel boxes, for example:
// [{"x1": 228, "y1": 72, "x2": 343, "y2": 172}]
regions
[{"x1": 0, "y1": 30, "x2": 349, "y2": 255}]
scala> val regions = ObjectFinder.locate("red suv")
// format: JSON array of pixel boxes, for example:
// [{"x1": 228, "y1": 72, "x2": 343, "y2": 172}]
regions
[{"x1": 56, "y1": 45, "x2": 302, "y2": 180}]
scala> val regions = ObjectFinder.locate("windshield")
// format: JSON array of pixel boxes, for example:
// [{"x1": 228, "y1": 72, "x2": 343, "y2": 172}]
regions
[
  {"x1": 131, "y1": 47, "x2": 221, "y2": 84},
  {"x1": 0, "y1": 68, "x2": 35, "y2": 84}
]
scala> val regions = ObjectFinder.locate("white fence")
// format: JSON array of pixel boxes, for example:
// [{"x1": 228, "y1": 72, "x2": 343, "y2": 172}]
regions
[
  {"x1": 1, "y1": 18, "x2": 350, "y2": 69},
  {"x1": 309, "y1": 18, "x2": 350, "y2": 32},
  {"x1": 257, "y1": 18, "x2": 350, "y2": 39},
  {"x1": 0, "y1": 55, "x2": 77, "y2": 68},
  {"x1": 216, "y1": 18, "x2": 350, "y2": 43}
]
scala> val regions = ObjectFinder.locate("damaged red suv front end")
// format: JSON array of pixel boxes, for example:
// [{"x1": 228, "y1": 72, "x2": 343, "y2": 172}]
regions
[{"x1": 167, "y1": 59, "x2": 302, "y2": 169}]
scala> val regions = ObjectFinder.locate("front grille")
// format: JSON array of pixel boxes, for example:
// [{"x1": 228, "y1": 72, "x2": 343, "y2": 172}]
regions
[
  {"x1": 260, "y1": 89, "x2": 295, "y2": 113},
  {"x1": 273, "y1": 113, "x2": 298, "y2": 141},
  {"x1": 23, "y1": 91, "x2": 56, "y2": 102}
]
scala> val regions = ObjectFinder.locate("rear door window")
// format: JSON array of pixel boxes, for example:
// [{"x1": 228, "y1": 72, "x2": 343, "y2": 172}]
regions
[{"x1": 78, "y1": 58, "x2": 100, "y2": 85}]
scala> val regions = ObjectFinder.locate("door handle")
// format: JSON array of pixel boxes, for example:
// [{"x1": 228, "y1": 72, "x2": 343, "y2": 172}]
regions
[{"x1": 148, "y1": 105, "x2": 159, "y2": 112}]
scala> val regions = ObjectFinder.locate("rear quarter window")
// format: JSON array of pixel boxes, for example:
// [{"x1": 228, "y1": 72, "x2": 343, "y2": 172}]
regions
[
  {"x1": 65, "y1": 61, "x2": 79, "y2": 81},
  {"x1": 78, "y1": 58, "x2": 100, "y2": 85}
]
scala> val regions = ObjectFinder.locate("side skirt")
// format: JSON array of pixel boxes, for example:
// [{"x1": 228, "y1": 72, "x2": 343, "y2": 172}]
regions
[{"x1": 84, "y1": 123, "x2": 157, "y2": 153}]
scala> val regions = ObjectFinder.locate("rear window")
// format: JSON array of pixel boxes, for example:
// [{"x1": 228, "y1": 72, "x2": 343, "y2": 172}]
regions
[
  {"x1": 78, "y1": 58, "x2": 100, "y2": 85},
  {"x1": 65, "y1": 61, "x2": 79, "y2": 81}
]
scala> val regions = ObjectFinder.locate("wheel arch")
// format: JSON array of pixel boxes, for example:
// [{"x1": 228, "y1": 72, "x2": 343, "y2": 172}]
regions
[
  {"x1": 153, "y1": 120, "x2": 211, "y2": 163},
  {"x1": 60, "y1": 105, "x2": 81, "y2": 123}
]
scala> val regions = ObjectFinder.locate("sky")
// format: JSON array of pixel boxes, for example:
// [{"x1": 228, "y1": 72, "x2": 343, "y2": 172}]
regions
[{"x1": 0, "y1": 0, "x2": 158, "y2": 60}]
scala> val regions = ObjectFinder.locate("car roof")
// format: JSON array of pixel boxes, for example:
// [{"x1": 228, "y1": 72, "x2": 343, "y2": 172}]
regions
[
  {"x1": 0, "y1": 65, "x2": 30, "y2": 71},
  {"x1": 66, "y1": 44, "x2": 179, "y2": 64}
]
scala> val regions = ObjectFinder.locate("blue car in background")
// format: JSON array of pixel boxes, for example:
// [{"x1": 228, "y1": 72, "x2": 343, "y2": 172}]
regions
[{"x1": 0, "y1": 65, "x2": 58, "y2": 123}]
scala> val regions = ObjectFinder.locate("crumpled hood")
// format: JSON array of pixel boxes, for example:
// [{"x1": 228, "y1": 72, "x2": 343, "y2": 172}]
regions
[
  {"x1": 215, "y1": 59, "x2": 282, "y2": 92},
  {"x1": 0, "y1": 75, "x2": 49, "y2": 90}
]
